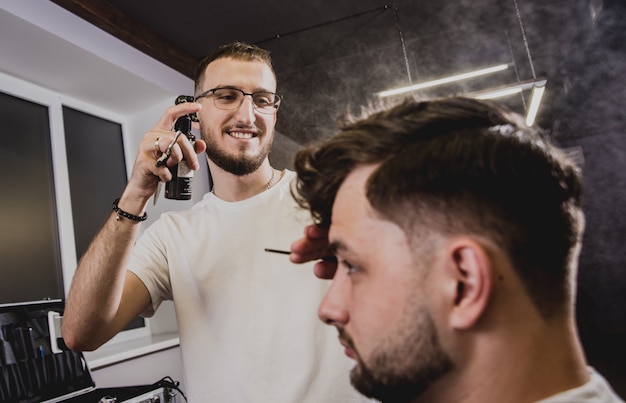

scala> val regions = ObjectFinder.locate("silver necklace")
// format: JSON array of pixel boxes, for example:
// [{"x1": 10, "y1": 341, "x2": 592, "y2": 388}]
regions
[
  {"x1": 265, "y1": 169, "x2": 276, "y2": 190},
  {"x1": 211, "y1": 169, "x2": 276, "y2": 194}
]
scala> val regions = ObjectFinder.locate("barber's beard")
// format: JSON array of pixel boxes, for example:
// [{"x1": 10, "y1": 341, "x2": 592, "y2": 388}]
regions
[
  {"x1": 202, "y1": 125, "x2": 274, "y2": 176},
  {"x1": 344, "y1": 305, "x2": 454, "y2": 403}
]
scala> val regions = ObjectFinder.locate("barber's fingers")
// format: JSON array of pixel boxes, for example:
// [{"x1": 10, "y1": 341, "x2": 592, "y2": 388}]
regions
[
  {"x1": 313, "y1": 261, "x2": 338, "y2": 280},
  {"x1": 125, "y1": 104, "x2": 204, "y2": 200},
  {"x1": 150, "y1": 133, "x2": 206, "y2": 182},
  {"x1": 154, "y1": 131, "x2": 182, "y2": 167},
  {"x1": 289, "y1": 243, "x2": 338, "y2": 279},
  {"x1": 153, "y1": 102, "x2": 202, "y2": 132},
  {"x1": 290, "y1": 225, "x2": 331, "y2": 261},
  {"x1": 290, "y1": 224, "x2": 338, "y2": 280},
  {"x1": 305, "y1": 223, "x2": 330, "y2": 240}
]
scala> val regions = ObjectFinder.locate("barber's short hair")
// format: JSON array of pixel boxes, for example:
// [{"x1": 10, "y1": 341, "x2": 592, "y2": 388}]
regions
[
  {"x1": 293, "y1": 97, "x2": 584, "y2": 318},
  {"x1": 194, "y1": 41, "x2": 275, "y2": 94}
]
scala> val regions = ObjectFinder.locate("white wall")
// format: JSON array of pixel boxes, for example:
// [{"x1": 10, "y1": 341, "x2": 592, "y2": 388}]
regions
[
  {"x1": 0, "y1": 1, "x2": 191, "y2": 114},
  {"x1": 90, "y1": 346, "x2": 185, "y2": 392}
]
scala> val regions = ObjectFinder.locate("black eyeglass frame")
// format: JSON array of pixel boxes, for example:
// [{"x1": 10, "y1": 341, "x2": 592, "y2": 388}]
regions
[{"x1": 194, "y1": 87, "x2": 282, "y2": 114}]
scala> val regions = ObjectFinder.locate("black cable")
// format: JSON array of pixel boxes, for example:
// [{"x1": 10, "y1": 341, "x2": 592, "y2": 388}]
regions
[
  {"x1": 152, "y1": 375, "x2": 187, "y2": 402},
  {"x1": 255, "y1": 5, "x2": 390, "y2": 45}
]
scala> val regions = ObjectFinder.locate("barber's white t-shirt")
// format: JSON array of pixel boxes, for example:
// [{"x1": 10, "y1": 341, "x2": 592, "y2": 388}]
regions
[{"x1": 130, "y1": 171, "x2": 369, "y2": 402}]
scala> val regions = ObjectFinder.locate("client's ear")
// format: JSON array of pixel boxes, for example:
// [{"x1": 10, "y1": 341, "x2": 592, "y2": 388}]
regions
[{"x1": 446, "y1": 240, "x2": 493, "y2": 330}]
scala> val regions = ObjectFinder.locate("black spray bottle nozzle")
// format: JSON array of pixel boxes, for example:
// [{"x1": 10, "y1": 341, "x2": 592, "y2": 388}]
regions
[
  {"x1": 175, "y1": 95, "x2": 199, "y2": 123},
  {"x1": 176, "y1": 95, "x2": 194, "y2": 104}
]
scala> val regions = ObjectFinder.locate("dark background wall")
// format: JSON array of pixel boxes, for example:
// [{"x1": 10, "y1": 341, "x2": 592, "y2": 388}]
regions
[{"x1": 248, "y1": 5, "x2": 626, "y2": 392}]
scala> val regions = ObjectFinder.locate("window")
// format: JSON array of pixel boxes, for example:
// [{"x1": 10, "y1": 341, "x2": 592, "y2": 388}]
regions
[
  {"x1": 0, "y1": 75, "x2": 148, "y2": 336},
  {"x1": 63, "y1": 107, "x2": 144, "y2": 330},
  {"x1": 0, "y1": 91, "x2": 64, "y2": 305}
]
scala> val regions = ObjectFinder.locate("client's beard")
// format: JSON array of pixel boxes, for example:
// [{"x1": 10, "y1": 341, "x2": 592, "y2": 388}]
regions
[{"x1": 345, "y1": 308, "x2": 453, "y2": 402}]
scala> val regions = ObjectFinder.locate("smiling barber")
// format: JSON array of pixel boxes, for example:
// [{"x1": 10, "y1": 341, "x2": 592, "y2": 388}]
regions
[{"x1": 62, "y1": 41, "x2": 368, "y2": 402}]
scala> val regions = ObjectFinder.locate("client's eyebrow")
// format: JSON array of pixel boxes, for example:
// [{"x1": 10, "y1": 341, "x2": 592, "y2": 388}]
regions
[{"x1": 328, "y1": 240, "x2": 346, "y2": 256}]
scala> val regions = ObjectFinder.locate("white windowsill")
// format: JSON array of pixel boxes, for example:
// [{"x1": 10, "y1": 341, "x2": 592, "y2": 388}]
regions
[{"x1": 84, "y1": 332, "x2": 180, "y2": 370}]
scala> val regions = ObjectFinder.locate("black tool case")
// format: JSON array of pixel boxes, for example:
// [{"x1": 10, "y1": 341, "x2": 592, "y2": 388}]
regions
[{"x1": 0, "y1": 300, "x2": 182, "y2": 402}]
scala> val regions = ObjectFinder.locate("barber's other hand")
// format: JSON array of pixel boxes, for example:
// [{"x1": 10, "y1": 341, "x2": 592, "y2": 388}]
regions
[
  {"x1": 127, "y1": 102, "x2": 207, "y2": 201},
  {"x1": 290, "y1": 224, "x2": 337, "y2": 279}
]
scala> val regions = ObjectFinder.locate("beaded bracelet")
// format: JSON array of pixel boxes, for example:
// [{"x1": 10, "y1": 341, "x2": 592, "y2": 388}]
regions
[{"x1": 112, "y1": 198, "x2": 147, "y2": 222}]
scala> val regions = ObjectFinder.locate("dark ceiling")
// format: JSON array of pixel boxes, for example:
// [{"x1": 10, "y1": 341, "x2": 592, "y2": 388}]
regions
[{"x1": 49, "y1": 0, "x2": 625, "y2": 146}]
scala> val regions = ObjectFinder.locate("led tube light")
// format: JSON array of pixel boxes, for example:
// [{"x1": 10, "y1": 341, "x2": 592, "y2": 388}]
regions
[
  {"x1": 474, "y1": 87, "x2": 523, "y2": 99},
  {"x1": 524, "y1": 82, "x2": 546, "y2": 126},
  {"x1": 377, "y1": 64, "x2": 509, "y2": 97}
]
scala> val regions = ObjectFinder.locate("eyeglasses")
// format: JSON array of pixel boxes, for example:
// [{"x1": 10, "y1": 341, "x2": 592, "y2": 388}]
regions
[{"x1": 194, "y1": 87, "x2": 282, "y2": 114}]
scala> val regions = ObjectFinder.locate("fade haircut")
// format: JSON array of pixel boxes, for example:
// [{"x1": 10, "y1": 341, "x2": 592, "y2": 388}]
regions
[
  {"x1": 292, "y1": 97, "x2": 584, "y2": 318},
  {"x1": 194, "y1": 41, "x2": 276, "y2": 94}
]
